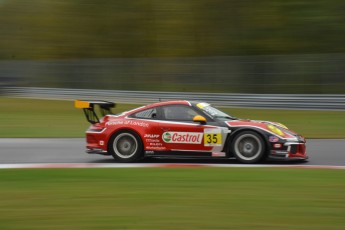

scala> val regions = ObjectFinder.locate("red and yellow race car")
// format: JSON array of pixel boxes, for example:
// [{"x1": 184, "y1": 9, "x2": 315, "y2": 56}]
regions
[{"x1": 75, "y1": 100, "x2": 308, "y2": 164}]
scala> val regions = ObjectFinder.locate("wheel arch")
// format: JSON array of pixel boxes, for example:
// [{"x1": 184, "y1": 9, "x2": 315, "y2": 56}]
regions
[
  {"x1": 224, "y1": 128, "x2": 270, "y2": 156},
  {"x1": 107, "y1": 127, "x2": 144, "y2": 151},
  {"x1": 107, "y1": 127, "x2": 145, "y2": 162}
]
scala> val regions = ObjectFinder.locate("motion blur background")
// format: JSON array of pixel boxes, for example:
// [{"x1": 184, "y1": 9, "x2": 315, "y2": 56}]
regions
[
  {"x1": 1, "y1": 3, "x2": 345, "y2": 229},
  {"x1": 0, "y1": 0, "x2": 344, "y2": 93}
]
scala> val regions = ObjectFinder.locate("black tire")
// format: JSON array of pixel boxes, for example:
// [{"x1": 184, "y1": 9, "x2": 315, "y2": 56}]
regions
[
  {"x1": 108, "y1": 130, "x2": 143, "y2": 163},
  {"x1": 231, "y1": 131, "x2": 266, "y2": 164}
]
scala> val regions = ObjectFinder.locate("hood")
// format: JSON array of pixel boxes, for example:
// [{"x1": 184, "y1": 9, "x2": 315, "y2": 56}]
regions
[{"x1": 225, "y1": 119, "x2": 298, "y2": 139}]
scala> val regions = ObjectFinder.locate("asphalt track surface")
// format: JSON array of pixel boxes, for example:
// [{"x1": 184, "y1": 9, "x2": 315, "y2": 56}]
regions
[{"x1": 1, "y1": 138, "x2": 344, "y2": 166}]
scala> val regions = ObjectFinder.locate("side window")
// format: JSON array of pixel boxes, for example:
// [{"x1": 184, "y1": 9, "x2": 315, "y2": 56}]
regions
[
  {"x1": 132, "y1": 108, "x2": 157, "y2": 119},
  {"x1": 162, "y1": 105, "x2": 199, "y2": 121}
]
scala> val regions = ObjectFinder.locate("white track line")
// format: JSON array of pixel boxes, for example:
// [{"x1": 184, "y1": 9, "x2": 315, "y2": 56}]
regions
[{"x1": 1, "y1": 163, "x2": 345, "y2": 169}]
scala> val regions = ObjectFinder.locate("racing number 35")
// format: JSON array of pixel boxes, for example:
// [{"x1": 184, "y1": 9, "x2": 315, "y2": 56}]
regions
[
  {"x1": 205, "y1": 134, "x2": 218, "y2": 144},
  {"x1": 204, "y1": 128, "x2": 222, "y2": 146}
]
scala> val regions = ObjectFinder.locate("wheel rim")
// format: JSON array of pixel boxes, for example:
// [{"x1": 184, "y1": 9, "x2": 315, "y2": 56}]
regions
[
  {"x1": 113, "y1": 133, "x2": 138, "y2": 159},
  {"x1": 234, "y1": 134, "x2": 262, "y2": 161}
]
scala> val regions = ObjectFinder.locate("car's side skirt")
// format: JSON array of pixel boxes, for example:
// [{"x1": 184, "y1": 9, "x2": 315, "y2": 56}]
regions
[{"x1": 144, "y1": 150, "x2": 226, "y2": 158}]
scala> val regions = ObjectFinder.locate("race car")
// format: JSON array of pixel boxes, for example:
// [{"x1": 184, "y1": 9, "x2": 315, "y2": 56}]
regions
[{"x1": 75, "y1": 100, "x2": 308, "y2": 163}]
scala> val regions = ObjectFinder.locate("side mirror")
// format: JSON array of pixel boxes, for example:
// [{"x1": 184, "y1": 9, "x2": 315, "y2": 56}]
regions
[{"x1": 193, "y1": 115, "x2": 207, "y2": 124}]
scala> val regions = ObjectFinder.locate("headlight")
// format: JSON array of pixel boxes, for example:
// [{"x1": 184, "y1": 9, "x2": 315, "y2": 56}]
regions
[{"x1": 267, "y1": 124, "x2": 284, "y2": 136}]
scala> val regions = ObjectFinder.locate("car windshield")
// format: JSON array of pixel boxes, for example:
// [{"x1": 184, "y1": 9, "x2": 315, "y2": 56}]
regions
[{"x1": 196, "y1": 103, "x2": 236, "y2": 119}]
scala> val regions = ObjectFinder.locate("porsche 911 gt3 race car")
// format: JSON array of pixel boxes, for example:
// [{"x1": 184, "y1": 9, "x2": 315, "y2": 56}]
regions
[{"x1": 75, "y1": 100, "x2": 308, "y2": 164}]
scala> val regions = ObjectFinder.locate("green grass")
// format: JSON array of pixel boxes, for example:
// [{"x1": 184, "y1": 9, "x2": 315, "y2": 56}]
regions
[
  {"x1": 0, "y1": 97, "x2": 137, "y2": 138},
  {"x1": 1, "y1": 97, "x2": 344, "y2": 138},
  {"x1": 0, "y1": 168, "x2": 345, "y2": 230}
]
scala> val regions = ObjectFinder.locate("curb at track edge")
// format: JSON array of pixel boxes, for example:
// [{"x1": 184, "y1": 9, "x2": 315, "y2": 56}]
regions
[{"x1": 0, "y1": 163, "x2": 345, "y2": 170}]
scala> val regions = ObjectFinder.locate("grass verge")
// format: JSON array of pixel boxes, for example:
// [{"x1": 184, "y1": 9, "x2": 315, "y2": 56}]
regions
[
  {"x1": 1, "y1": 97, "x2": 344, "y2": 138},
  {"x1": 0, "y1": 168, "x2": 345, "y2": 230}
]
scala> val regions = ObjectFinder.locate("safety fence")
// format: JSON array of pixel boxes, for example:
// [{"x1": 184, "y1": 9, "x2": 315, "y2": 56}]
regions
[{"x1": 3, "y1": 87, "x2": 345, "y2": 110}]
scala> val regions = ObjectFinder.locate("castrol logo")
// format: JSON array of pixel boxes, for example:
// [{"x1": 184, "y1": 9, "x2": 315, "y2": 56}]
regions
[{"x1": 162, "y1": 132, "x2": 203, "y2": 144}]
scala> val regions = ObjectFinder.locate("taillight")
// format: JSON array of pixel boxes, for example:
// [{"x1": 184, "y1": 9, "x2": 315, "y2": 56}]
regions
[{"x1": 86, "y1": 135, "x2": 97, "y2": 144}]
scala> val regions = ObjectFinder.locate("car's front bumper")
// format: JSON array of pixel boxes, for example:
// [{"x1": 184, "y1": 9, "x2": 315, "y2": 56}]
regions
[{"x1": 268, "y1": 141, "x2": 308, "y2": 161}]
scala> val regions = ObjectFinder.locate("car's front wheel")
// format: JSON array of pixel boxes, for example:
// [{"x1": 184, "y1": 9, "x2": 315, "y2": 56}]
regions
[
  {"x1": 108, "y1": 130, "x2": 143, "y2": 163},
  {"x1": 231, "y1": 131, "x2": 266, "y2": 164}
]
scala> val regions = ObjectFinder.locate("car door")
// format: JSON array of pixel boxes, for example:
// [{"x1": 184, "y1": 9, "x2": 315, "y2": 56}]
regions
[{"x1": 157, "y1": 104, "x2": 217, "y2": 152}]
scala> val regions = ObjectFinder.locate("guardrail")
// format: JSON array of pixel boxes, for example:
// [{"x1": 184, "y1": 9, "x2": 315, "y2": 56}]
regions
[{"x1": 3, "y1": 87, "x2": 345, "y2": 110}]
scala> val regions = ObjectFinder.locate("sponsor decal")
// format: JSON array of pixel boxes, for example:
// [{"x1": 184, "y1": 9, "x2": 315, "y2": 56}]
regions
[
  {"x1": 162, "y1": 132, "x2": 172, "y2": 142},
  {"x1": 162, "y1": 132, "x2": 203, "y2": 144},
  {"x1": 145, "y1": 134, "x2": 162, "y2": 146},
  {"x1": 146, "y1": 146, "x2": 167, "y2": 151},
  {"x1": 106, "y1": 121, "x2": 124, "y2": 126},
  {"x1": 204, "y1": 128, "x2": 222, "y2": 146},
  {"x1": 269, "y1": 136, "x2": 280, "y2": 142},
  {"x1": 146, "y1": 139, "x2": 160, "y2": 143},
  {"x1": 149, "y1": 142, "x2": 163, "y2": 147},
  {"x1": 212, "y1": 152, "x2": 226, "y2": 157},
  {"x1": 274, "y1": 143, "x2": 282, "y2": 148},
  {"x1": 124, "y1": 120, "x2": 149, "y2": 127},
  {"x1": 144, "y1": 134, "x2": 160, "y2": 138},
  {"x1": 272, "y1": 150, "x2": 288, "y2": 154},
  {"x1": 106, "y1": 120, "x2": 149, "y2": 128}
]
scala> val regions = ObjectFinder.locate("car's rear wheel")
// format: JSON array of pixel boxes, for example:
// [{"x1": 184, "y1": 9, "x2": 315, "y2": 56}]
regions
[
  {"x1": 231, "y1": 131, "x2": 266, "y2": 164},
  {"x1": 109, "y1": 130, "x2": 143, "y2": 163}
]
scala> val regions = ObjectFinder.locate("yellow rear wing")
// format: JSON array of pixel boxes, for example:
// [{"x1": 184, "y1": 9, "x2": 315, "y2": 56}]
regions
[{"x1": 75, "y1": 100, "x2": 115, "y2": 124}]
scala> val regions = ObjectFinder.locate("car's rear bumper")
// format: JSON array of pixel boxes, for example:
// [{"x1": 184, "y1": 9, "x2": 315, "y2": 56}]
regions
[{"x1": 86, "y1": 148, "x2": 109, "y2": 155}]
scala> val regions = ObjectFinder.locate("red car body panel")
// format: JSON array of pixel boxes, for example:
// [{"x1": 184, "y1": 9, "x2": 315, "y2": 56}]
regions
[{"x1": 76, "y1": 100, "x2": 308, "y2": 162}]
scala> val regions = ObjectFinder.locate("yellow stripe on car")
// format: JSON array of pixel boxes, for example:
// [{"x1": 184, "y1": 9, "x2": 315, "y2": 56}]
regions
[{"x1": 267, "y1": 124, "x2": 285, "y2": 136}]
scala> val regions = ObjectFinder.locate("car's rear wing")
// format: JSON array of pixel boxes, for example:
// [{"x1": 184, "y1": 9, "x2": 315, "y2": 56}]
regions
[{"x1": 75, "y1": 100, "x2": 115, "y2": 124}]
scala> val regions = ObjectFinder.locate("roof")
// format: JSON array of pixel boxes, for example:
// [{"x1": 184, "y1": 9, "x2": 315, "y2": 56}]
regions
[
  {"x1": 119, "y1": 100, "x2": 193, "y2": 116},
  {"x1": 145, "y1": 100, "x2": 192, "y2": 108}
]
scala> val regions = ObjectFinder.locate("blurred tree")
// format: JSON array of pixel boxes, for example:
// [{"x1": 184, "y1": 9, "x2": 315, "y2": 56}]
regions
[
  {"x1": 0, "y1": 0, "x2": 344, "y2": 93},
  {"x1": 1, "y1": 0, "x2": 344, "y2": 59}
]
